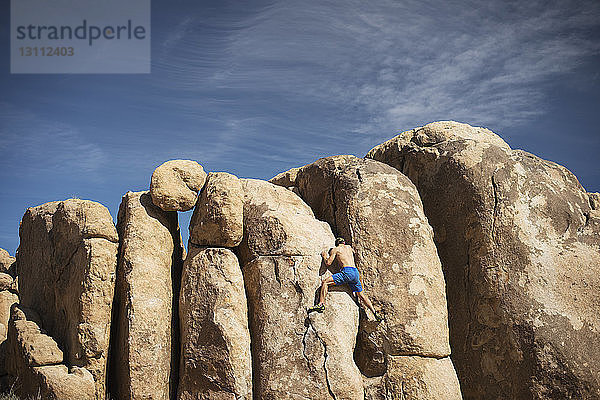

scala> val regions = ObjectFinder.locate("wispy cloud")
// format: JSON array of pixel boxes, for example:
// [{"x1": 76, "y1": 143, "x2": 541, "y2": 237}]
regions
[
  {"x1": 0, "y1": 103, "x2": 107, "y2": 178},
  {"x1": 153, "y1": 0, "x2": 600, "y2": 149}
]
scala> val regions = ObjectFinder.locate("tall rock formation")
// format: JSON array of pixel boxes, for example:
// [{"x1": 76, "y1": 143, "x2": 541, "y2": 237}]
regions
[
  {"x1": 17, "y1": 199, "x2": 118, "y2": 399},
  {"x1": 179, "y1": 171, "x2": 251, "y2": 399},
  {"x1": 367, "y1": 121, "x2": 600, "y2": 399},
  {"x1": 179, "y1": 247, "x2": 251, "y2": 400},
  {"x1": 111, "y1": 191, "x2": 183, "y2": 400},
  {"x1": 273, "y1": 155, "x2": 461, "y2": 399},
  {"x1": 240, "y1": 179, "x2": 364, "y2": 400}
]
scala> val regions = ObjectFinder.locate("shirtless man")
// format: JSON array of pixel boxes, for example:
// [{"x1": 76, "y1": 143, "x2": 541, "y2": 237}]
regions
[{"x1": 308, "y1": 237, "x2": 381, "y2": 321}]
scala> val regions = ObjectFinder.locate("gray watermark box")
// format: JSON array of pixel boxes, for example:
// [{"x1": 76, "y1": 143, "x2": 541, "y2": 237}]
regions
[{"x1": 11, "y1": 0, "x2": 150, "y2": 74}]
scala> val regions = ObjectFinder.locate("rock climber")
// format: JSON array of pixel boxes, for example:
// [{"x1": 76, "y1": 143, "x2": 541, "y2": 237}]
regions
[{"x1": 308, "y1": 237, "x2": 381, "y2": 321}]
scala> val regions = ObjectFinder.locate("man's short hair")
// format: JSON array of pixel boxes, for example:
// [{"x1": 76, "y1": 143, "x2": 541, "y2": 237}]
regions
[{"x1": 335, "y1": 237, "x2": 345, "y2": 246}]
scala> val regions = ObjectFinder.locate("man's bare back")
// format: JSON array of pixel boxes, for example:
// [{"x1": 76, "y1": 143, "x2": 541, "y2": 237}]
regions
[{"x1": 321, "y1": 244, "x2": 356, "y2": 270}]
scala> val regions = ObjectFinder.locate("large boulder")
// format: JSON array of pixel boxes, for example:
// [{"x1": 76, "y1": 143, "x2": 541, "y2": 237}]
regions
[
  {"x1": 238, "y1": 179, "x2": 333, "y2": 260},
  {"x1": 367, "y1": 121, "x2": 600, "y2": 399},
  {"x1": 178, "y1": 246, "x2": 251, "y2": 400},
  {"x1": 281, "y1": 155, "x2": 460, "y2": 398},
  {"x1": 150, "y1": 160, "x2": 207, "y2": 211},
  {"x1": 189, "y1": 172, "x2": 244, "y2": 247},
  {"x1": 5, "y1": 305, "x2": 95, "y2": 400},
  {"x1": 239, "y1": 179, "x2": 364, "y2": 400},
  {"x1": 17, "y1": 199, "x2": 118, "y2": 399},
  {"x1": 111, "y1": 191, "x2": 183, "y2": 400}
]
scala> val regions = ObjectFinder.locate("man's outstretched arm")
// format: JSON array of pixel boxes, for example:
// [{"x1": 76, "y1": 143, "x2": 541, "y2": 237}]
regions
[{"x1": 321, "y1": 248, "x2": 337, "y2": 266}]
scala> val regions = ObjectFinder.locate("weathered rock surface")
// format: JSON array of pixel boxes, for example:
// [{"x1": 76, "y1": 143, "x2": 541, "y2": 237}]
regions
[
  {"x1": 150, "y1": 160, "x2": 207, "y2": 211},
  {"x1": 293, "y1": 156, "x2": 451, "y2": 355},
  {"x1": 367, "y1": 121, "x2": 600, "y2": 399},
  {"x1": 240, "y1": 178, "x2": 364, "y2": 400},
  {"x1": 5, "y1": 305, "x2": 95, "y2": 400},
  {"x1": 189, "y1": 172, "x2": 244, "y2": 247},
  {"x1": 32, "y1": 365, "x2": 96, "y2": 400},
  {"x1": 383, "y1": 356, "x2": 462, "y2": 400},
  {"x1": 112, "y1": 191, "x2": 183, "y2": 400},
  {"x1": 17, "y1": 199, "x2": 118, "y2": 399},
  {"x1": 0, "y1": 249, "x2": 15, "y2": 275},
  {"x1": 179, "y1": 246, "x2": 251, "y2": 400},
  {"x1": 274, "y1": 155, "x2": 460, "y2": 397},
  {"x1": 239, "y1": 179, "x2": 333, "y2": 261}
]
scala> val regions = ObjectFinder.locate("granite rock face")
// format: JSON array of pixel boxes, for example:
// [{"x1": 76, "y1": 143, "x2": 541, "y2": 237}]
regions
[
  {"x1": 367, "y1": 121, "x2": 600, "y2": 399},
  {"x1": 17, "y1": 199, "x2": 118, "y2": 399},
  {"x1": 178, "y1": 247, "x2": 251, "y2": 400},
  {"x1": 189, "y1": 172, "x2": 244, "y2": 247},
  {"x1": 239, "y1": 179, "x2": 364, "y2": 400},
  {"x1": 274, "y1": 155, "x2": 461, "y2": 398},
  {"x1": 150, "y1": 160, "x2": 207, "y2": 211},
  {"x1": 5, "y1": 121, "x2": 598, "y2": 399},
  {"x1": 111, "y1": 191, "x2": 183, "y2": 400}
]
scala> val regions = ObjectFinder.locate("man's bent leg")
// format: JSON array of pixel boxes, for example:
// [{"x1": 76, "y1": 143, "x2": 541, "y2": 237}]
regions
[
  {"x1": 319, "y1": 276, "x2": 335, "y2": 305},
  {"x1": 308, "y1": 276, "x2": 335, "y2": 313}
]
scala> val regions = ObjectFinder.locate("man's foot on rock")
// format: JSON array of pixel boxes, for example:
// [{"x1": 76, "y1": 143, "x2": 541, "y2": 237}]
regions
[
  {"x1": 373, "y1": 311, "x2": 383, "y2": 322},
  {"x1": 307, "y1": 304, "x2": 325, "y2": 313}
]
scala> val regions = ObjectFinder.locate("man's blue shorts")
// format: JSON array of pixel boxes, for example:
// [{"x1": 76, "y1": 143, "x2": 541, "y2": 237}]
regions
[{"x1": 332, "y1": 266, "x2": 363, "y2": 293}]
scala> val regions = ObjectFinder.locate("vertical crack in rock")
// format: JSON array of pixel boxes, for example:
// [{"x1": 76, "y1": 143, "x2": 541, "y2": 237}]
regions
[
  {"x1": 301, "y1": 324, "x2": 313, "y2": 372},
  {"x1": 491, "y1": 174, "x2": 500, "y2": 245},
  {"x1": 563, "y1": 213, "x2": 572, "y2": 235},
  {"x1": 274, "y1": 261, "x2": 281, "y2": 286},
  {"x1": 169, "y1": 223, "x2": 184, "y2": 400},
  {"x1": 54, "y1": 246, "x2": 79, "y2": 287},
  {"x1": 356, "y1": 168, "x2": 363, "y2": 183},
  {"x1": 106, "y1": 243, "x2": 123, "y2": 399},
  {"x1": 584, "y1": 212, "x2": 590, "y2": 227},
  {"x1": 291, "y1": 258, "x2": 303, "y2": 294},
  {"x1": 330, "y1": 180, "x2": 339, "y2": 235},
  {"x1": 235, "y1": 251, "x2": 258, "y2": 400},
  {"x1": 464, "y1": 243, "x2": 472, "y2": 355},
  {"x1": 306, "y1": 317, "x2": 337, "y2": 400}
]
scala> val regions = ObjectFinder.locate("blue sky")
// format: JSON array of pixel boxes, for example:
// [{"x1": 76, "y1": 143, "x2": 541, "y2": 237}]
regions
[{"x1": 1, "y1": 0, "x2": 599, "y2": 254}]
